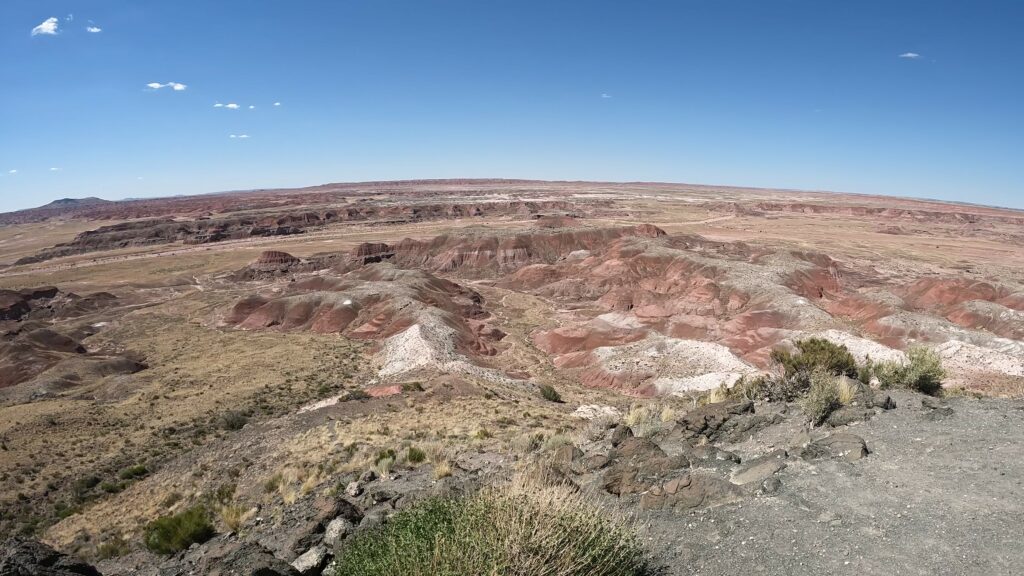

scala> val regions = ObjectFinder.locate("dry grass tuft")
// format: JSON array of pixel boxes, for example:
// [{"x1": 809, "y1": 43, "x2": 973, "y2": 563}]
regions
[
  {"x1": 218, "y1": 503, "x2": 255, "y2": 532},
  {"x1": 837, "y1": 377, "x2": 859, "y2": 405},
  {"x1": 331, "y1": 471, "x2": 652, "y2": 575}
]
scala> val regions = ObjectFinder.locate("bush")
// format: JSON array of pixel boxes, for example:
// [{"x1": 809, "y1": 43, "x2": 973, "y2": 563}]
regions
[
  {"x1": 218, "y1": 410, "x2": 248, "y2": 431},
  {"x1": 332, "y1": 476, "x2": 652, "y2": 576},
  {"x1": 538, "y1": 384, "x2": 563, "y2": 403},
  {"x1": 118, "y1": 464, "x2": 149, "y2": 480},
  {"x1": 802, "y1": 370, "x2": 841, "y2": 425},
  {"x1": 876, "y1": 347, "x2": 945, "y2": 395},
  {"x1": 143, "y1": 505, "x2": 216, "y2": 555},
  {"x1": 407, "y1": 446, "x2": 427, "y2": 464},
  {"x1": 100, "y1": 481, "x2": 124, "y2": 494},
  {"x1": 723, "y1": 373, "x2": 810, "y2": 403},
  {"x1": 771, "y1": 338, "x2": 857, "y2": 380}
]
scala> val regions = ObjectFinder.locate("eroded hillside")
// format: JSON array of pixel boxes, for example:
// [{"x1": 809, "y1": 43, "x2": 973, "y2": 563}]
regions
[{"x1": 1, "y1": 180, "x2": 1022, "y2": 576}]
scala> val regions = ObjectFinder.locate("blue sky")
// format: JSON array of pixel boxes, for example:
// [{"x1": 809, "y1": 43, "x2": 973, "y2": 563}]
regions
[{"x1": 1, "y1": 1, "x2": 1022, "y2": 212}]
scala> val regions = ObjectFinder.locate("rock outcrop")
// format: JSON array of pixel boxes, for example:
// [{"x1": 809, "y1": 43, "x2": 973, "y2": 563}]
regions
[{"x1": 0, "y1": 537, "x2": 101, "y2": 576}]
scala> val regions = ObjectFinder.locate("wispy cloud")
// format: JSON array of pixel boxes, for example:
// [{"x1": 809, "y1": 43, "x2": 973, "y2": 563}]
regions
[
  {"x1": 248, "y1": 105, "x2": 256, "y2": 110},
  {"x1": 899, "y1": 52, "x2": 921, "y2": 59},
  {"x1": 224, "y1": 103, "x2": 240, "y2": 109},
  {"x1": 49, "y1": 167, "x2": 61, "y2": 172},
  {"x1": 273, "y1": 102, "x2": 281, "y2": 107},
  {"x1": 601, "y1": 93, "x2": 612, "y2": 99},
  {"x1": 229, "y1": 134, "x2": 250, "y2": 139},
  {"x1": 65, "y1": 14, "x2": 74, "y2": 22},
  {"x1": 86, "y1": 26, "x2": 102, "y2": 33},
  {"x1": 147, "y1": 82, "x2": 188, "y2": 91},
  {"x1": 7, "y1": 170, "x2": 16, "y2": 175},
  {"x1": 31, "y1": 17, "x2": 60, "y2": 36},
  {"x1": 213, "y1": 103, "x2": 224, "y2": 108}
]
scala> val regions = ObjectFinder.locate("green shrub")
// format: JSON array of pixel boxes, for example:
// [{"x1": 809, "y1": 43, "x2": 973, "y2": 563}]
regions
[
  {"x1": 876, "y1": 347, "x2": 945, "y2": 395},
  {"x1": 802, "y1": 370, "x2": 841, "y2": 425},
  {"x1": 100, "y1": 481, "x2": 124, "y2": 494},
  {"x1": 72, "y1": 475, "x2": 101, "y2": 498},
  {"x1": 332, "y1": 477, "x2": 652, "y2": 576},
  {"x1": 407, "y1": 446, "x2": 427, "y2": 464},
  {"x1": 375, "y1": 449, "x2": 397, "y2": 464},
  {"x1": 856, "y1": 356, "x2": 876, "y2": 384},
  {"x1": 143, "y1": 505, "x2": 216, "y2": 555},
  {"x1": 771, "y1": 338, "x2": 857, "y2": 380},
  {"x1": 118, "y1": 464, "x2": 149, "y2": 480},
  {"x1": 538, "y1": 384, "x2": 563, "y2": 403}
]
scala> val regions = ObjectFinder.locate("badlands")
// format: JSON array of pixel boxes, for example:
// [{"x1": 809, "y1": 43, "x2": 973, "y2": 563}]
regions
[{"x1": 1, "y1": 180, "x2": 1022, "y2": 575}]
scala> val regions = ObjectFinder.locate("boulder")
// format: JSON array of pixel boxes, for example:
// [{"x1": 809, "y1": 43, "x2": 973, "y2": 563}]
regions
[
  {"x1": 270, "y1": 496, "x2": 361, "y2": 559},
  {"x1": 639, "y1": 472, "x2": 743, "y2": 512},
  {"x1": 730, "y1": 449, "x2": 787, "y2": 485},
  {"x1": 323, "y1": 517, "x2": 354, "y2": 548},
  {"x1": 672, "y1": 400, "x2": 754, "y2": 442},
  {"x1": 826, "y1": 406, "x2": 875, "y2": 427},
  {"x1": 0, "y1": 537, "x2": 101, "y2": 576},
  {"x1": 290, "y1": 546, "x2": 329, "y2": 575},
  {"x1": 610, "y1": 424, "x2": 633, "y2": 447},
  {"x1": 799, "y1": 433, "x2": 869, "y2": 462},
  {"x1": 205, "y1": 541, "x2": 299, "y2": 576}
]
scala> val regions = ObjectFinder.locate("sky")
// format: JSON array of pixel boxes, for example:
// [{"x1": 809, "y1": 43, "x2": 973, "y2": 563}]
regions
[{"x1": 1, "y1": 1, "x2": 1022, "y2": 212}]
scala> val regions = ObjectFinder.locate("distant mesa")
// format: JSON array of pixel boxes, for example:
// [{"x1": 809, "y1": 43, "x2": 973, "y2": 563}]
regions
[
  {"x1": 252, "y1": 250, "x2": 301, "y2": 269},
  {"x1": 41, "y1": 197, "x2": 110, "y2": 208}
]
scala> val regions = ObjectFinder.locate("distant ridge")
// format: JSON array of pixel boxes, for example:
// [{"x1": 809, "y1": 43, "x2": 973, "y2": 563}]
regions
[{"x1": 41, "y1": 197, "x2": 111, "y2": 208}]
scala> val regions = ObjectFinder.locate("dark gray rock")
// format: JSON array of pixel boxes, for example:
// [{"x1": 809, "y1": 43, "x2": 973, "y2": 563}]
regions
[
  {"x1": 610, "y1": 424, "x2": 633, "y2": 447},
  {"x1": 672, "y1": 400, "x2": 755, "y2": 442},
  {"x1": 826, "y1": 406, "x2": 875, "y2": 427},
  {"x1": 799, "y1": 433, "x2": 869, "y2": 462},
  {"x1": 191, "y1": 541, "x2": 299, "y2": 576},
  {"x1": 639, "y1": 472, "x2": 743, "y2": 512},
  {"x1": 730, "y1": 449, "x2": 788, "y2": 485},
  {"x1": 0, "y1": 537, "x2": 102, "y2": 576}
]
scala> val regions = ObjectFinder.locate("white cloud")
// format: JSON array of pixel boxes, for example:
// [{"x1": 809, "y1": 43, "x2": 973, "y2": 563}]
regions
[
  {"x1": 49, "y1": 167, "x2": 61, "y2": 172},
  {"x1": 273, "y1": 102, "x2": 281, "y2": 106},
  {"x1": 32, "y1": 17, "x2": 59, "y2": 36},
  {"x1": 229, "y1": 134, "x2": 250, "y2": 139},
  {"x1": 899, "y1": 52, "x2": 921, "y2": 59},
  {"x1": 601, "y1": 93, "x2": 612, "y2": 99},
  {"x1": 213, "y1": 103, "x2": 224, "y2": 108},
  {"x1": 86, "y1": 26, "x2": 102, "y2": 33},
  {"x1": 225, "y1": 103, "x2": 240, "y2": 109},
  {"x1": 146, "y1": 82, "x2": 188, "y2": 91},
  {"x1": 65, "y1": 14, "x2": 74, "y2": 22},
  {"x1": 7, "y1": 170, "x2": 16, "y2": 175},
  {"x1": 248, "y1": 105, "x2": 256, "y2": 109}
]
